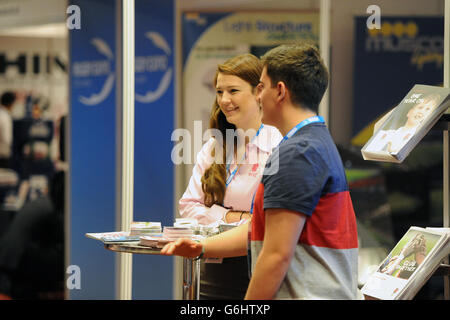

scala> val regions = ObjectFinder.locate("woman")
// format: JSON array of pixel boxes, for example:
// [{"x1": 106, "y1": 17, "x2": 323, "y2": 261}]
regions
[{"x1": 179, "y1": 53, "x2": 282, "y2": 299}]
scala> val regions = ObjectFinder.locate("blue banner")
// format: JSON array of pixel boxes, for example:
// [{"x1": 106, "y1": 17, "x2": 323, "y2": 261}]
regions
[
  {"x1": 69, "y1": 0, "x2": 117, "y2": 299},
  {"x1": 133, "y1": 0, "x2": 175, "y2": 299},
  {"x1": 352, "y1": 17, "x2": 444, "y2": 144}
]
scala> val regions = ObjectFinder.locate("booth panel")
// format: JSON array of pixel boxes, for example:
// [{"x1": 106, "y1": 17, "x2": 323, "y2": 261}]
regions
[
  {"x1": 69, "y1": 0, "x2": 117, "y2": 299},
  {"x1": 132, "y1": 0, "x2": 175, "y2": 299}
]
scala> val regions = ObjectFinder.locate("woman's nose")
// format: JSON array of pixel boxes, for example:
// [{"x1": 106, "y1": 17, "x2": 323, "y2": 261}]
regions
[{"x1": 220, "y1": 92, "x2": 231, "y2": 105}]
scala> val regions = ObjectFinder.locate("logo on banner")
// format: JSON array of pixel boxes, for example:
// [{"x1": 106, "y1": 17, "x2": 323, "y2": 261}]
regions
[
  {"x1": 73, "y1": 38, "x2": 115, "y2": 106},
  {"x1": 365, "y1": 21, "x2": 443, "y2": 70},
  {"x1": 135, "y1": 31, "x2": 172, "y2": 103}
]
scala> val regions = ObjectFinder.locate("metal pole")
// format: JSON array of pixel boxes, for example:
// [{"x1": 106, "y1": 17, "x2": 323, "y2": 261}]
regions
[
  {"x1": 182, "y1": 258, "x2": 200, "y2": 300},
  {"x1": 117, "y1": 0, "x2": 135, "y2": 300},
  {"x1": 319, "y1": 0, "x2": 330, "y2": 125},
  {"x1": 443, "y1": 0, "x2": 449, "y2": 301}
]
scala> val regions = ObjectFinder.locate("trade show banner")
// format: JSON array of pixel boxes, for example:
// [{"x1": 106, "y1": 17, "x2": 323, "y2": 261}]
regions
[
  {"x1": 0, "y1": 37, "x2": 68, "y2": 120},
  {"x1": 0, "y1": 36, "x2": 67, "y2": 215},
  {"x1": 69, "y1": 0, "x2": 117, "y2": 299},
  {"x1": 352, "y1": 17, "x2": 444, "y2": 145},
  {"x1": 133, "y1": 0, "x2": 174, "y2": 299},
  {"x1": 181, "y1": 11, "x2": 319, "y2": 182}
]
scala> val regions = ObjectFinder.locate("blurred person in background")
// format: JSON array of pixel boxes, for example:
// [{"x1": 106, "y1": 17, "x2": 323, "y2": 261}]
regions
[{"x1": 0, "y1": 91, "x2": 16, "y2": 168}]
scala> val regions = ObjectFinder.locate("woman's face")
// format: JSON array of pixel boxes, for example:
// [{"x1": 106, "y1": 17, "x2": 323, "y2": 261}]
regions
[{"x1": 215, "y1": 73, "x2": 260, "y2": 130}]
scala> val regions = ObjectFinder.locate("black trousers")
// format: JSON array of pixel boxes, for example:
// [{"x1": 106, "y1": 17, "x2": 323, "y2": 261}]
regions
[{"x1": 200, "y1": 256, "x2": 250, "y2": 300}]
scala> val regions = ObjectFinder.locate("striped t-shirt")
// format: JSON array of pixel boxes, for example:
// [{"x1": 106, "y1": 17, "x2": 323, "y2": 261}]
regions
[{"x1": 250, "y1": 123, "x2": 359, "y2": 299}]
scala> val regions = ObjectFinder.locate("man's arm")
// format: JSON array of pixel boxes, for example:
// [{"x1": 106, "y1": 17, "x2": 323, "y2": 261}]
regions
[
  {"x1": 160, "y1": 221, "x2": 248, "y2": 259},
  {"x1": 244, "y1": 208, "x2": 306, "y2": 300}
]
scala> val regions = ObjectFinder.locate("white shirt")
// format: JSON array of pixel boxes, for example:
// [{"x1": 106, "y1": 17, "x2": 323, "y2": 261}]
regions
[
  {"x1": 0, "y1": 106, "x2": 12, "y2": 158},
  {"x1": 179, "y1": 124, "x2": 282, "y2": 225}
]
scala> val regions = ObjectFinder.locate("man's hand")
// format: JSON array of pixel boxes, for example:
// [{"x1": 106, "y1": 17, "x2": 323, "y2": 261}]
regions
[{"x1": 160, "y1": 238, "x2": 203, "y2": 259}]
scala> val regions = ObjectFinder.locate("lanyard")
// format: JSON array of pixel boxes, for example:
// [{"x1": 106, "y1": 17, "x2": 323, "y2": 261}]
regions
[
  {"x1": 225, "y1": 124, "x2": 264, "y2": 187},
  {"x1": 278, "y1": 115, "x2": 325, "y2": 147},
  {"x1": 250, "y1": 192, "x2": 256, "y2": 214},
  {"x1": 248, "y1": 116, "x2": 325, "y2": 214}
]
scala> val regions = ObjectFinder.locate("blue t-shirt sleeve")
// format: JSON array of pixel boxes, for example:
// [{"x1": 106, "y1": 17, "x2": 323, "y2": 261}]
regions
[{"x1": 262, "y1": 141, "x2": 329, "y2": 216}]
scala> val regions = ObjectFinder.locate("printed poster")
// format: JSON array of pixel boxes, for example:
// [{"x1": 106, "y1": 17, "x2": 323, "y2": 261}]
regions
[
  {"x1": 352, "y1": 17, "x2": 444, "y2": 146},
  {"x1": 181, "y1": 11, "x2": 319, "y2": 181}
]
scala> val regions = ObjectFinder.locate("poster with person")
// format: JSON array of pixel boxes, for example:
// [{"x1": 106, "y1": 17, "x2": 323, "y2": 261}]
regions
[
  {"x1": 361, "y1": 226, "x2": 449, "y2": 300},
  {"x1": 181, "y1": 11, "x2": 319, "y2": 183}
]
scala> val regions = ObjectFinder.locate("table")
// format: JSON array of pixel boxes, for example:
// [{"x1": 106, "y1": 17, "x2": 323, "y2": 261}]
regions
[{"x1": 104, "y1": 242, "x2": 200, "y2": 300}]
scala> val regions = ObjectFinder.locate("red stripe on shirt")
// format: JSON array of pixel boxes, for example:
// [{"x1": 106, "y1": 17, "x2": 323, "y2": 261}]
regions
[
  {"x1": 299, "y1": 191, "x2": 358, "y2": 249},
  {"x1": 251, "y1": 183, "x2": 265, "y2": 241},
  {"x1": 251, "y1": 187, "x2": 358, "y2": 249}
]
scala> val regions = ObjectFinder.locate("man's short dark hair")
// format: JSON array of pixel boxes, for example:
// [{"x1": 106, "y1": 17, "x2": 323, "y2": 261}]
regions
[
  {"x1": 261, "y1": 43, "x2": 329, "y2": 113},
  {"x1": 1, "y1": 91, "x2": 16, "y2": 108}
]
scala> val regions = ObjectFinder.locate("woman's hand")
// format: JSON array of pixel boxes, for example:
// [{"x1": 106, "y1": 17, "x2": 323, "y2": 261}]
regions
[{"x1": 160, "y1": 238, "x2": 203, "y2": 259}]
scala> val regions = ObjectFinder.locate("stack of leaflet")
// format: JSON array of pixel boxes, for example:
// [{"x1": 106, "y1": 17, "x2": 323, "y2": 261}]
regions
[
  {"x1": 86, "y1": 231, "x2": 141, "y2": 243},
  {"x1": 174, "y1": 218, "x2": 198, "y2": 229},
  {"x1": 163, "y1": 227, "x2": 193, "y2": 241},
  {"x1": 130, "y1": 221, "x2": 162, "y2": 236},
  {"x1": 139, "y1": 234, "x2": 165, "y2": 248},
  {"x1": 139, "y1": 227, "x2": 195, "y2": 248}
]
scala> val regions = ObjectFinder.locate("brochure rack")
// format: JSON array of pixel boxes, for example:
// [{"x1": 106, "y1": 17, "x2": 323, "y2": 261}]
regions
[
  {"x1": 361, "y1": 115, "x2": 450, "y2": 300},
  {"x1": 435, "y1": 114, "x2": 450, "y2": 300}
]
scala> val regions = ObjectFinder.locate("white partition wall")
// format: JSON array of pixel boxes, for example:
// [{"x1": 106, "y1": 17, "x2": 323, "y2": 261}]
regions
[{"x1": 117, "y1": 0, "x2": 135, "y2": 301}]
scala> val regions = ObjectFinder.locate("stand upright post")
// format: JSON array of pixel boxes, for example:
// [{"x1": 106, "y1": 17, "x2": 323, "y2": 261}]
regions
[
  {"x1": 182, "y1": 258, "x2": 200, "y2": 300},
  {"x1": 443, "y1": 0, "x2": 449, "y2": 301}
]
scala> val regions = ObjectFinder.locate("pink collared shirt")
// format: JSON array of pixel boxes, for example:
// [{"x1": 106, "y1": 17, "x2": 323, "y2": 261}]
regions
[{"x1": 179, "y1": 125, "x2": 282, "y2": 225}]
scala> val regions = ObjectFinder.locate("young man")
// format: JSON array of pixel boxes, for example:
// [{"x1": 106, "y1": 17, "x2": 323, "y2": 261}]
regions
[{"x1": 162, "y1": 44, "x2": 359, "y2": 299}]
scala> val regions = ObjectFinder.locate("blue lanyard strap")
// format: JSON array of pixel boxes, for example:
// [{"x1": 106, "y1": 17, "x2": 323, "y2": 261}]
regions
[
  {"x1": 247, "y1": 117, "x2": 325, "y2": 214},
  {"x1": 225, "y1": 124, "x2": 264, "y2": 187},
  {"x1": 278, "y1": 115, "x2": 325, "y2": 146},
  {"x1": 250, "y1": 192, "x2": 256, "y2": 214}
]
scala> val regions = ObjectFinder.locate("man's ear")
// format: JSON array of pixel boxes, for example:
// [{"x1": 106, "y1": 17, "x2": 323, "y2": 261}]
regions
[{"x1": 276, "y1": 81, "x2": 286, "y2": 103}]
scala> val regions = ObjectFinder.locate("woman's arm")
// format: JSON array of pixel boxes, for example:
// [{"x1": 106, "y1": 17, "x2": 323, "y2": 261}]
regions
[{"x1": 224, "y1": 211, "x2": 251, "y2": 223}]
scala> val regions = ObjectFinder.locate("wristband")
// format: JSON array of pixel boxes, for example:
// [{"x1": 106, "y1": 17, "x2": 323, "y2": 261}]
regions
[{"x1": 193, "y1": 245, "x2": 205, "y2": 261}]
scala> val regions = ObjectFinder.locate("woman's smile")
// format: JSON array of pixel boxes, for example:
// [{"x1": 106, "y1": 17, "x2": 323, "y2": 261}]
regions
[{"x1": 215, "y1": 73, "x2": 261, "y2": 130}]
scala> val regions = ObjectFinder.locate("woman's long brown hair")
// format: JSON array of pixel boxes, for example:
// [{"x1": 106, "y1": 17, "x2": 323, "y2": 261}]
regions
[{"x1": 201, "y1": 53, "x2": 262, "y2": 207}]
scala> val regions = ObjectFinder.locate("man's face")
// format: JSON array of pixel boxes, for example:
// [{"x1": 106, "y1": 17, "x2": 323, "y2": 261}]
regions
[{"x1": 257, "y1": 66, "x2": 278, "y2": 126}]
